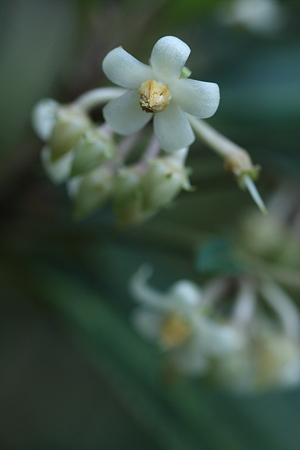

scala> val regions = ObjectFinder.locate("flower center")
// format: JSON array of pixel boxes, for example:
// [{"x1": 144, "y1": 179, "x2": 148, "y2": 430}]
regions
[
  {"x1": 160, "y1": 312, "x2": 191, "y2": 349},
  {"x1": 139, "y1": 80, "x2": 171, "y2": 113}
]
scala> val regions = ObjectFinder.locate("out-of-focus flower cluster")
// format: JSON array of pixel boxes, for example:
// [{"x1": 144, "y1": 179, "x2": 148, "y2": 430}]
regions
[
  {"x1": 130, "y1": 184, "x2": 300, "y2": 392},
  {"x1": 130, "y1": 265, "x2": 300, "y2": 393}
]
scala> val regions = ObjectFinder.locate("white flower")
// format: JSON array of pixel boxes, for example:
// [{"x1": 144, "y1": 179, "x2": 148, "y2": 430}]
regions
[
  {"x1": 130, "y1": 266, "x2": 240, "y2": 375},
  {"x1": 218, "y1": 0, "x2": 286, "y2": 36},
  {"x1": 102, "y1": 36, "x2": 220, "y2": 152}
]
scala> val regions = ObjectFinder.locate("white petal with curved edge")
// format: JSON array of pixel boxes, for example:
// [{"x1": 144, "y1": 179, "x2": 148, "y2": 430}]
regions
[
  {"x1": 103, "y1": 90, "x2": 152, "y2": 135},
  {"x1": 172, "y1": 78, "x2": 220, "y2": 118},
  {"x1": 102, "y1": 46, "x2": 154, "y2": 89},
  {"x1": 130, "y1": 265, "x2": 172, "y2": 310},
  {"x1": 32, "y1": 98, "x2": 59, "y2": 140},
  {"x1": 154, "y1": 102, "x2": 195, "y2": 151},
  {"x1": 150, "y1": 36, "x2": 191, "y2": 82}
]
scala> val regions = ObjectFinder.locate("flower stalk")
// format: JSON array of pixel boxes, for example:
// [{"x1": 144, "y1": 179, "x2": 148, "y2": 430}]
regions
[{"x1": 188, "y1": 115, "x2": 266, "y2": 213}]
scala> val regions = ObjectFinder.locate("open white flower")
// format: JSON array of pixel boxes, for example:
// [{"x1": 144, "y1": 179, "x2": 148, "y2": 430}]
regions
[
  {"x1": 130, "y1": 266, "x2": 240, "y2": 375},
  {"x1": 102, "y1": 36, "x2": 220, "y2": 152}
]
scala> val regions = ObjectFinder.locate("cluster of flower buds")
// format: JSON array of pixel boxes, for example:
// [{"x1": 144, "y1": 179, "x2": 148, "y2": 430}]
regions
[
  {"x1": 33, "y1": 35, "x2": 265, "y2": 224},
  {"x1": 130, "y1": 266, "x2": 300, "y2": 392},
  {"x1": 33, "y1": 98, "x2": 192, "y2": 224}
]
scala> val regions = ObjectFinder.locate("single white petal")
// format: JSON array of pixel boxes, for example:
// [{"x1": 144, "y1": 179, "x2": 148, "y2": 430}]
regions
[
  {"x1": 130, "y1": 265, "x2": 170, "y2": 309},
  {"x1": 102, "y1": 46, "x2": 154, "y2": 89},
  {"x1": 172, "y1": 78, "x2": 220, "y2": 118},
  {"x1": 131, "y1": 307, "x2": 163, "y2": 341},
  {"x1": 41, "y1": 146, "x2": 74, "y2": 183},
  {"x1": 32, "y1": 98, "x2": 59, "y2": 140},
  {"x1": 103, "y1": 90, "x2": 152, "y2": 135},
  {"x1": 153, "y1": 102, "x2": 195, "y2": 151},
  {"x1": 169, "y1": 281, "x2": 202, "y2": 307},
  {"x1": 150, "y1": 36, "x2": 190, "y2": 82}
]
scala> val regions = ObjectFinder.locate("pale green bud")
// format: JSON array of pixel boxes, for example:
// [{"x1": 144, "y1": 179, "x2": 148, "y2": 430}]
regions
[
  {"x1": 239, "y1": 211, "x2": 284, "y2": 257},
  {"x1": 255, "y1": 329, "x2": 300, "y2": 390},
  {"x1": 41, "y1": 146, "x2": 74, "y2": 184},
  {"x1": 238, "y1": 211, "x2": 300, "y2": 265},
  {"x1": 142, "y1": 156, "x2": 192, "y2": 211},
  {"x1": 113, "y1": 167, "x2": 152, "y2": 227},
  {"x1": 68, "y1": 166, "x2": 113, "y2": 220},
  {"x1": 70, "y1": 128, "x2": 116, "y2": 177},
  {"x1": 49, "y1": 106, "x2": 91, "y2": 161}
]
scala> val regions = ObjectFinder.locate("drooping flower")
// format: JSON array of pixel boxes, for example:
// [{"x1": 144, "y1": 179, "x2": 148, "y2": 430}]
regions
[{"x1": 102, "y1": 36, "x2": 220, "y2": 152}]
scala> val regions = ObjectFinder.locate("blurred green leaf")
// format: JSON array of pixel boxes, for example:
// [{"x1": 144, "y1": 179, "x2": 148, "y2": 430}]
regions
[
  {"x1": 9, "y1": 250, "x2": 298, "y2": 450},
  {"x1": 0, "y1": 0, "x2": 77, "y2": 179},
  {"x1": 195, "y1": 236, "x2": 246, "y2": 275}
]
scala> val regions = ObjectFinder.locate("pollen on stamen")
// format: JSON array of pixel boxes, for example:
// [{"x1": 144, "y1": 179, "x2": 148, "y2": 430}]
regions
[{"x1": 139, "y1": 80, "x2": 172, "y2": 113}]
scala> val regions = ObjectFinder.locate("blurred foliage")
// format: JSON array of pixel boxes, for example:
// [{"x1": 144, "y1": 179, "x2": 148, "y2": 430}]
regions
[{"x1": 1, "y1": 0, "x2": 300, "y2": 449}]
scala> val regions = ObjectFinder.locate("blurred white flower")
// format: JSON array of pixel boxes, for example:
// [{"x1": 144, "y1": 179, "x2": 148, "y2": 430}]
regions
[
  {"x1": 212, "y1": 318, "x2": 300, "y2": 392},
  {"x1": 218, "y1": 0, "x2": 286, "y2": 36},
  {"x1": 130, "y1": 266, "x2": 240, "y2": 375},
  {"x1": 102, "y1": 36, "x2": 220, "y2": 152}
]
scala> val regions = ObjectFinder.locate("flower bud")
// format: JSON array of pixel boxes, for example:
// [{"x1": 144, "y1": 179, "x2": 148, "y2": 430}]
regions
[
  {"x1": 238, "y1": 211, "x2": 287, "y2": 259},
  {"x1": 70, "y1": 128, "x2": 116, "y2": 177},
  {"x1": 113, "y1": 166, "x2": 152, "y2": 226},
  {"x1": 142, "y1": 156, "x2": 191, "y2": 211},
  {"x1": 41, "y1": 146, "x2": 74, "y2": 184},
  {"x1": 68, "y1": 166, "x2": 113, "y2": 220},
  {"x1": 48, "y1": 106, "x2": 91, "y2": 161}
]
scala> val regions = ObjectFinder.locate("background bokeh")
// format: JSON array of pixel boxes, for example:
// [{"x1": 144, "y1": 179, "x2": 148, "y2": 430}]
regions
[{"x1": 1, "y1": 0, "x2": 300, "y2": 449}]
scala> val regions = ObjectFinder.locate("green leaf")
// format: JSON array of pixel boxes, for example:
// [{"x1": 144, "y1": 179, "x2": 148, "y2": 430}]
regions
[{"x1": 195, "y1": 236, "x2": 246, "y2": 274}]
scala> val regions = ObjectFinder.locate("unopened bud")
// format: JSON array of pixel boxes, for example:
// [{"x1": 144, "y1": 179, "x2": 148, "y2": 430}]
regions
[
  {"x1": 41, "y1": 146, "x2": 74, "y2": 184},
  {"x1": 142, "y1": 156, "x2": 192, "y2": 211},
  {"x1": 68, "y1": 166, "x2": 113, "y2": 220},
  {"x1": 113, "y1": 166, "x2": 151, "y2": 226},
  {"x1": 71, "y1": 128, "x2": 116, "y2": 177},
  {"x1": 49, "y1": 106, "x2": 91, "y2": 161}
]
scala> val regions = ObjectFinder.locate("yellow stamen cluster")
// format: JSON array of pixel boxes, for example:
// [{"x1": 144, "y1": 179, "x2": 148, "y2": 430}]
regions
[
  {"x1": 139, "y1": 80, "x2": 171, "y2": 113},
  {"x1": 160, "y1": 312, "x2": 191, "y2": 349}
]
